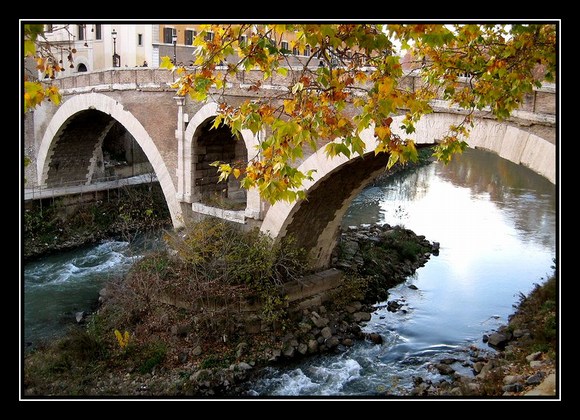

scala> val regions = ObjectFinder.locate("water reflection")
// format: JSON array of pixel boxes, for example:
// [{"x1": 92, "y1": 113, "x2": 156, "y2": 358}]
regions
[
  {"x1": 436, "y1": 148, "x2": 556, "y2": 249},
  {"x1": 343, "y1": 147, "x2": 556, "y2": 251}
]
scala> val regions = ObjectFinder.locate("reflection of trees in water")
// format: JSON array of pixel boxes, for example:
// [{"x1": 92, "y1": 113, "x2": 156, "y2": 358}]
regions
[
  {"x1": 437, "y1": 148, "x2": 554, "y2": 201},
  {"x1": 378, "y1": 165, "x2": 432, "y2": 202},
  {"x1": 437, "y1": 148, "x2": 556, "y2": 249},
  {"x1": 342, "y1": 165, "x2": 433, "y2": 228},
  {"x1": 344, "y1": 147, "x2": 556, "y2": 251}
]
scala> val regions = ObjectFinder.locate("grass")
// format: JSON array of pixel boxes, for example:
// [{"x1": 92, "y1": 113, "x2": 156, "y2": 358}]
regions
[{"x1": 508, "y1": 273, "x2": 558, "y2": 360}]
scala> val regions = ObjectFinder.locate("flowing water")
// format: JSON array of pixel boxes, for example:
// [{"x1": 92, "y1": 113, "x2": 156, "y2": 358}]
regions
[
  {"x1": 22, "y1": 147, "x2": 557, "y2": 397},
  {"x1": 22, "y1": 232, "x2": 165, "y2": 348}
]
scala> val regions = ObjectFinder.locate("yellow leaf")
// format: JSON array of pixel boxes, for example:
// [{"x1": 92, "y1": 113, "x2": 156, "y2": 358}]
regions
[
  {"x1": 374, "y1": 125, "x2": 391, "y2": 140},
  {"x1": 284, "y1": 100, "x2": 296, "y2": 115},
  {"x1": 387, "y1": 152, "x2": 400, "y2": 169},
  {"x1": 263, "y1": 147, "x2": 273, "y2": 159},
  {"x1": 24, "y1": 40, "x2": 36, "y2": 57},
  {"x1": 291, "y1": 82, "x2": 304, "y2": 94},
  {"x1": 47, "y1": 86, "x2": 61, "y2": 106},
  {"x1": 114, "y1": 329, "x2": 129, "y2": 349},
  {"x1": 159, "y1": 56, "x2": 174, "y2": 69},
  {"x1": 374, "y1": 143, "x2": 388, "y2": 155},
  {"x1": 233, "y1": 168, "x2": 241, "y2": 179},
  {"x1": 378, "y1": 79, "x2": 394, "y2": 97}
]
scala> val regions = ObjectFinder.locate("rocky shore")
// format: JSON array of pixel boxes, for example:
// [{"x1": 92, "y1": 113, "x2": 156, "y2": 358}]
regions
[
  {"x1": 387, "y1": 310, "x2": 557, "y2": 397},
  {"x1": 23, "y1": 223, "x2": 439, "y2": 397}
]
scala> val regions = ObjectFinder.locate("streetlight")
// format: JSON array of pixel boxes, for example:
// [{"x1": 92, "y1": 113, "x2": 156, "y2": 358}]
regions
[
  {"x1": 112, "y1": 29, "x2": 120, "y2": 67},
  {"x1": 172, "y1": 32, "x2": 178, "y2": 64}
]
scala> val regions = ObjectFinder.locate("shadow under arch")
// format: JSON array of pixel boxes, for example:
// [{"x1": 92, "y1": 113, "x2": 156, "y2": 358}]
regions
[
  {"x1": 182, "y1": 101, "x2": 263, "y2": 221},
  {"x1": 260, "y1": 125, "x2": 390, "y2": 269},
  {"x1": 36, "y1": 92, "x2": 183, "y2": 228}
]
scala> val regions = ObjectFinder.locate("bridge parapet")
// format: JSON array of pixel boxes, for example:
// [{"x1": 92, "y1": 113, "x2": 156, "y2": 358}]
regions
[
  {"x1": 49, "y1": 68, "x2": 555, "y2": 122},
  {"x1": 50, "y1": 68, "x2": 177, "y2": 94}
]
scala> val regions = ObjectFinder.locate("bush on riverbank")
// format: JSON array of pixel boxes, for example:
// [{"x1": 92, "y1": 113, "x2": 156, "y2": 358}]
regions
[
  {"x1": 99, "y1": 218, "x2": 310, "y2": 339},
  {"x1": 508, "y1": 273, "x2": 557, "y2": 358}
]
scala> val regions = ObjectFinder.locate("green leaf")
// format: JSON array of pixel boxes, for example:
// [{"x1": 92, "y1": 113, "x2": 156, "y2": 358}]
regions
[
  {"x1": 24, "y1": 39, "x2": 36, "y2": 57},
  {"x1": 387, "y1": 152, "x2": 399, "y2": 169}
]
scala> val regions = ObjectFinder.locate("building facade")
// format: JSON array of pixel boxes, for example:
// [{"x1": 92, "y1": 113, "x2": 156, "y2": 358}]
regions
[{"x1": 27, "y1": 23, "x2": 326, "y2": 81}]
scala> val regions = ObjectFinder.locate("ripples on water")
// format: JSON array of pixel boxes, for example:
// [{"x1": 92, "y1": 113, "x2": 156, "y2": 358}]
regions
[
  {"x1": 25, "y1": 241, "x2": 134, "y2": 287},
  {"x1": 23, "y1": 233, "x2": 165, "y2": 347}
]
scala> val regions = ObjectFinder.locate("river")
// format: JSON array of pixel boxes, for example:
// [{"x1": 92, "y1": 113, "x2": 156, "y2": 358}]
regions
[{"x1": 22, "y1": 147, "x2": 557, "y2": 397}]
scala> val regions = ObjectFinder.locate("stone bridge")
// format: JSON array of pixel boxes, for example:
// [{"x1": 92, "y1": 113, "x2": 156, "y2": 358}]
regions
[{"x1": 23, "y1": 68, "x2": 556, "y2": 268}]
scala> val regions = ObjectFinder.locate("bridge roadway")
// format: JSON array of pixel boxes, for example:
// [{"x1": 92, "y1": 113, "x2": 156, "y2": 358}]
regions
[{"x1": 23, "y1": 68, "x2": 557, "y2": 268}]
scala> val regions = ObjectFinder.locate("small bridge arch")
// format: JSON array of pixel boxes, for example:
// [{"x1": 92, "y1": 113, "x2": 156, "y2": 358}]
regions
[
  {"x1": 180, "y1": 101, "x2": 264, "y2": 222},
  {"x1": 35, "y1": 92, "x2": 184, "y2": 227}
]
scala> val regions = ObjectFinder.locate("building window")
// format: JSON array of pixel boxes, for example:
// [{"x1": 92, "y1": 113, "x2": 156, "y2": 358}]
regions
[
  {"x1": 138, "y1": 33, "x2": 143, "y2": 46},
  {"x1": 78, "y1": 24, "x2": 85, "y2": 41},
  {"x1": 163, "y1": 27, "x2": 175, "y2": 44},
  {"x1": 239, "y1": 34, "x2": 247, "y2": 47},
  {"x1": 185, "y1": 29, "x2": 196, "y2": 45},
  {"x1": 292, "y1": 45, "x2": 300, "y2": 56},
  {"x1": 45, "y1": 24, "x2": 53, "y2": 33},
  {"x1": 304, "y1": 45, "x2": 311, "y2": 57},
  {"x1": 204, "y1": 31, "x2": 214, "y2": 42},
  {"x1": 95, "y1": 24, "x2": 102, "y2": 40},
  {"x1": 281, "y1": 41, "x2": 289, "y2": 54}
]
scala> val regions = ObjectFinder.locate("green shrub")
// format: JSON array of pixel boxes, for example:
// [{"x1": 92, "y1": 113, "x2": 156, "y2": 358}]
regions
[
  {"x1": 329, "y1": 274, "x2": 370, "y2": 308},
  {"x1": 164, "y1": 218, "x2": 308, "y2": 323},
  {"x1": 199, "y1": 354, "x2": 230, "y2": 370},
  {"x1": 138, "y1": 342, "x2": 167, "y2": 374}
]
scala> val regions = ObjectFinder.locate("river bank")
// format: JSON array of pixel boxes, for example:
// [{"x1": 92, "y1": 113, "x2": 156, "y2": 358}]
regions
[
  {"x1": 23, "y1": 182, "x2": 171, "y2": 262},
  {"x1": 400, "y1": 271, "x2": 557, "y2": 397},
  {"x1": 22, "y1": 222, "x2": 439, "y2": 397}
]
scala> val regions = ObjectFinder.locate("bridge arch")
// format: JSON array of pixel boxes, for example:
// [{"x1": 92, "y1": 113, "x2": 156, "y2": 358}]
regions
[
  {"x1": 36, "y1": 92, "x2": 184, "y2": 227},
  {"x1": 260, "y1": 113, "x2": 555, "y2": 269},
  {"x1": 408, "y1": 113, "x2": 555, "y2": 184},
  {"x1": 182, "y1": 102, "x2": 263, "y2": 221}
]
